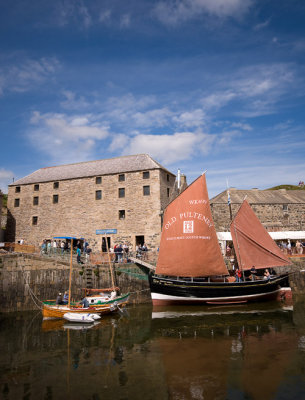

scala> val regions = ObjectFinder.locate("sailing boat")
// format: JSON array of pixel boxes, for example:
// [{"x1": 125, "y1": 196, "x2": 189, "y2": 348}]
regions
[
  {"x1": 149, "y1": 173, "x2": 290, "y2": 305},
  {"x1": 42, "y1": 236, "x2": 129, "y2": 319}
]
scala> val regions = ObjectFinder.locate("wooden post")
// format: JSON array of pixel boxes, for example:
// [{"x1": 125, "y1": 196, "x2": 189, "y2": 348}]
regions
[
  {"x1": 105, "y1": 235, "x2": 115, "y2": 290},
  {"x1": 68, "y1": 238, "x2": 73, "y2": 307}
]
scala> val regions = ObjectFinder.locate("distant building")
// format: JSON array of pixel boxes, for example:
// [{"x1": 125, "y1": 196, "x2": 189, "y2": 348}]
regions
[
  {"x1": 6, "y1": 154, "x2": 176, "y2": 250},
  {"x1": 0, "y1": 190, "x2": 2, "y2": 239},
  {"x1": 210, "y1": 188, "x2": 305, "y2": 232}
]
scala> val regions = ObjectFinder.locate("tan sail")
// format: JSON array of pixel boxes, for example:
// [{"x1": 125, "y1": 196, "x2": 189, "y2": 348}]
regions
[
  {"x1": 156, "y1": 174, "x2": 228, "y2": 277},
  {"x1": 230, "y1": 200, "x2": 290, "y2": 270}
]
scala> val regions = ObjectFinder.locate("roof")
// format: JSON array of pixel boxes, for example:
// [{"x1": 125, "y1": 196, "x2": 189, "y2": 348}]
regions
[
  {"x1": 210, "y1": 188, "x2": 305, "y2": 204},
  {"x1": 11, "y1": 154, "x2": 174, "y2": 186}
]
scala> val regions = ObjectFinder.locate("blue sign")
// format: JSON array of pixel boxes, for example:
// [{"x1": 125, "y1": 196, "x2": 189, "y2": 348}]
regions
[{"x1": 96, "y1": 229, "x2": 117, "y2": 235}]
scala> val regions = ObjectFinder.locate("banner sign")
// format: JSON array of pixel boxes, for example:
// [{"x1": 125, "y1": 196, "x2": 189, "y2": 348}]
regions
[{"x1": 96, "y1": 229, "x2": 117, "y2": 235}]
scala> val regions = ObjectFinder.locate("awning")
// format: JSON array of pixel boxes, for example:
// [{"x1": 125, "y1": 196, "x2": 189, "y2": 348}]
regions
[{"x1": 217, "y1": 231, "x2": 305, "y2": 241}]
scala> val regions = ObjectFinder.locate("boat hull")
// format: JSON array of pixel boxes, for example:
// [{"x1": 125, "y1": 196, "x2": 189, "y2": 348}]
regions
[
  {"x1": 42, "y1": 293, "x2": 130, "y2": 319},
  {"x1": 149, "y1": 274, "x2": 290, "y2": 305},
  {"x1": 42, "y1": 304, "x2": 115, "y2": 319}
]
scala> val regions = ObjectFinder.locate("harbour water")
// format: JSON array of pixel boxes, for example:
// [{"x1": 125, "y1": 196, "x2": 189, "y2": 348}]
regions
[{"x1": 1, "y1": 298, "x2": 305, "y2": 400}]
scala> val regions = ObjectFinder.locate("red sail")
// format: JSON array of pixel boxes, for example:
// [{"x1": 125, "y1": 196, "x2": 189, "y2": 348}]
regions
[
  {"x1": 230, "y1": 200, "x2": 290, "y2": 270},
  {"x1": 155, "y1": 174, "x2": 228, "y2": 277}
]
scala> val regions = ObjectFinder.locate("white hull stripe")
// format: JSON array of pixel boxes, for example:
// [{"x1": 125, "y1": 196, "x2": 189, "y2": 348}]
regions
[{"x1": 151, "y1": 288, "x2": 285, "y2": 302}]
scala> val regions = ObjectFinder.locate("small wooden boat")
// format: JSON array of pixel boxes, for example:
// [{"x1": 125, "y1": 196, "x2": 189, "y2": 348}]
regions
[
  {"x1": 42, "y1": 302, "x2": 116, "y2": 320},
  {"x1": 63, "y1": 312, "x2": 101, "y2": 323}
]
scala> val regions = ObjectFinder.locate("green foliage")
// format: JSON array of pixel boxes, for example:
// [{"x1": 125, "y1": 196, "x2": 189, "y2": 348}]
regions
[{"x1": 267, "y1": 184, "x2": 305, "y2": 190}]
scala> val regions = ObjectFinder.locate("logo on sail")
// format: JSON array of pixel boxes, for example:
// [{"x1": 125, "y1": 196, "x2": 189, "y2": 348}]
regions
[{"x1": 183, "y1": 220, "x2": 194, "y2": 233}]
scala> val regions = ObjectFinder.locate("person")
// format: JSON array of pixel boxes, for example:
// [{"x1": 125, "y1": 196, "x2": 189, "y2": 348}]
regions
[
  {"x1": 60, "y1": 241, "x2": 65, "y2": 255},
  {"x1": 41, "y1": 240, "x2": 46, "y2": 255},
  {"x1": 52, "y1": 240, "x2": 57, "y2": 255},
  {"x1": 264, "y1": 269, "x2": 270, "y2": 280},
  {"x1": 235, "y1": 268, "x2": 242, "y2": 282},
  {"x1": 47, "y1": 241, "x2": 51, "y2": 255},
  {"x1": 142, "y1": 243, "x2": 148, "y2": 260},
  {"x1": 56, "y1": 293, "x2": 63, "y2": 305},
  {"x1": 287, "y1": 240, "x2": 292, "y2": 255},
  {"x1": 250, "y1": 266, "x2": 257, "y2": 281},
  {"x1": 117, "y1": 244, "x2": 123, "y2": 263},
  {"x1": 296, "y1": 240, "x2": 303, "y2": 255},
  {"x1": 80, "y1": 297, "x2": 89, "y2": 308},
  {"x1": 76, "y1": 246, "x2": 82, "y2": 264},
  {"x1": 62, "y1": 291, "x2": 69, "y2": 304},
  {"x1": 85, "y1": 246, "x2": 92, "y2": 263}
]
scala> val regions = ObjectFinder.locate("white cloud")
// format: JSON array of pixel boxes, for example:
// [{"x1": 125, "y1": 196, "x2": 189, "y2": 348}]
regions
[
  {"x1": 120, "y1": 14, "x2": 131, "y2": 28},
  {"x1": 28, "y1": 112, "x2": 109, "y2": 164},
  {"x1": 0, "y1": 57, "x2": 59, "y2": 96},
  {"x1": 254, "y1": 19, "x2": 271, "y2": 31},
  {"x1": 173, "y1": 109, "x2": 206, "y2": 128},
  {"x1": 115, "y1": 131, "x2": 226, "y2": 164},
  {"x1": 154, "y1": 0, "x2": 253, "y2": 25},
  {"x1": 0, "y1": 169, "x2": 14, "y2": 193}
]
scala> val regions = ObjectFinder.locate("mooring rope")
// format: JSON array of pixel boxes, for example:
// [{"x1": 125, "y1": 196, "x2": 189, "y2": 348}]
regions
[{"x1": 18, "y1": 259, "x2": 44, "y2": 310}]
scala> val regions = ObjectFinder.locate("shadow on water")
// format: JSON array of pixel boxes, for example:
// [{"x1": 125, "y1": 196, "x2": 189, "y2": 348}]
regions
[{"x1": 0, "y1": 298, "x2": 305, "y2": 400}]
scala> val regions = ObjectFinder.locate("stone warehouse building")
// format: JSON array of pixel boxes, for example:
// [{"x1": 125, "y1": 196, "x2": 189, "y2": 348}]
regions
[
  {"x1": 210, "y1": 188, "x2": 305, "y2": 232},
  {"x1": 6, "y1": 154, "x2": 176, "y2": 251}
]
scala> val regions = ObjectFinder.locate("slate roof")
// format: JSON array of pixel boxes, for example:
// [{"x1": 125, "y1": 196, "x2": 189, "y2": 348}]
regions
[
  {"x1": 210, "y1": 188, "x2": 305, "y2": 204},
  {"x1": 11, "y1": 154, "x2": 175, "y2": 186}
]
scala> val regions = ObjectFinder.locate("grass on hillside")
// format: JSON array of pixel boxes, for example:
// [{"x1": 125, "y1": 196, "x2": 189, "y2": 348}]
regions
[{"x1": 268, "y1": 184, "x2": 305, "y2": 190}]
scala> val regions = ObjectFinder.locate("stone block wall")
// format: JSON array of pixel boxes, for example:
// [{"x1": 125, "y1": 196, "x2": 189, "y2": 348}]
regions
[
  {"x1": 7, "y1": 168, "x2": 176, "y2": 251},
  {"x1": 0, "y1": 254, "x2": 151, "y2": 312},
  {"x1": 211, "y1": 203, "x2": 305, "y2": 231}
]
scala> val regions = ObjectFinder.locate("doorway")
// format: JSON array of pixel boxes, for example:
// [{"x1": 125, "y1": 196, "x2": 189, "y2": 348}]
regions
[
  {"x1": 135, "y1": 235, "x2": 144, "y2": 247},
  {"x1": 101, "y1": 237, "x2": 111, "y2": 252}
]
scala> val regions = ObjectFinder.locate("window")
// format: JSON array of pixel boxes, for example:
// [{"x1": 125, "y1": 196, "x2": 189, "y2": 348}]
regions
[
  {"x1": 283, "y1": 204, "x2": 288, "y2": 211},
  {"x1": 96, "y1": 176, "x2": 102, "y2": 184},
  {"x1": 143, "y1": 185, "x2": 150, "y2": 196},
  {"x1": 119, "y1": 210, "x2": 125, "y2": 220},
  {"x1": 167, "y1": 174, "x2": 169, "y2": 182},
  {"x1": 53, "y1": 194, "x2": 59, "y2": 204},
  {"x1": 32, "y1": 216, "x2": 38, "y2": 226},
  {"x1": 15, "y1": 186, "x2": 21, "y2": 193},
  {"x1": 95, "y1": 190, "x2": 102, "y2": 200},
  {"x1": 118, "y1": 174, "x2": 125, "y2": 182},
  {"x1": 143, "y1": 171, "x2": 150, "y2": 179},
  {"x1": 14, "y1": 198, "x2": 20, "y2": 207},
  {"x1": 118, "y1": 188, "x2": 125, "y2": 198},
  {"x1": 167, "y1": 188, "x2": 170, "y2": 197},
  {"x1": 33, "y1": 196, "x2": 39, "y2": 206},
  {"x1": 53, "y1": 182, "x2": 59, "y2": 189},
  {"x1": 34, "y1": 184, "x2": 39, "y2": 191}
]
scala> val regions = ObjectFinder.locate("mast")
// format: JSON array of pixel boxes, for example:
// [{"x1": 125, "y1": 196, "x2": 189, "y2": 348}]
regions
[{"x1": 68, "y1": 238, "x2": 73, "y2": 307}]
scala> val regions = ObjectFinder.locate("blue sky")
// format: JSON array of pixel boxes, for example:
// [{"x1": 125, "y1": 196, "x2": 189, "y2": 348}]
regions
[{"x1": 1, "y1": 0, "x2": 305, "y2": 196}]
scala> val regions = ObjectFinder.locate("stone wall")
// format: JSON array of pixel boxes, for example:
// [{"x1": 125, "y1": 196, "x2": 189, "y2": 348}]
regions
[
  {"x1": 6, "y1": 168, "x2": 176, "y2": 251},
  {"x1": 211, "y1": 203, "x2": 305, "y2": 231},
  {"x1": 0, "y1": 254, "x2": 151, "y2": 313}
]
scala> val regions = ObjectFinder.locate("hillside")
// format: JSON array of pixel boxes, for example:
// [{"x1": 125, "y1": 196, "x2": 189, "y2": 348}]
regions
[{"x1": 268, "y1": 184, "x2": 305, "y2": 191}]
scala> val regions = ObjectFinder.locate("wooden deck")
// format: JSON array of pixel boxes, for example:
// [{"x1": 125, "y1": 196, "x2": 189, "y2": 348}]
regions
[{"x1": 129, "y1": 256, "x2": 156, "y2": 271}]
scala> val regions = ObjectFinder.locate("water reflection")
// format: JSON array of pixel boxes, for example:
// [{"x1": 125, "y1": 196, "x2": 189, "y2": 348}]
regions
[{"x1": 0, "y1": 299, "x2": 305, "y2": 400}]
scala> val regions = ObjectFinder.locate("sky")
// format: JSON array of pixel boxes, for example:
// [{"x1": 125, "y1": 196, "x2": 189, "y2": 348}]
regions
[{"x1": 1, "y1": 0, "x2": 305, "y2": 197}]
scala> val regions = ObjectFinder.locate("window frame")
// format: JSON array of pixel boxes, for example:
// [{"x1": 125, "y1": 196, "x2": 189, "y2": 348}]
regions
[
  {"x1": 32, "y1": 216, "x2": 38, "y2": 226},
  {"x1": 118, "y1": 188, "x2": 125, "y2": 198},
  {"x1": 118, "y1": 174, "x2": 125, "y2": 182},
  {"x1": 15, "y1": 186, "x2": 21, "y2": 193},
  {"x1": 53, "y1": 194, "x2": 59, "y2": 204},
  {"x1": 119, "y1": 210, "x2": 126, "y2": 220},
  {"x1": 14, "y1": 198, "x2": 20, "y2": 207},
  {"x1": 143, "y1": 171, "x2": 150, "y2": 179},
  {"x1": 95, "y1": 190, "x2": 102, "y2": 200},
  {"x1": 95, "y1": 176, "x2": 102, "y2": 184},
  {"x1": 34, "y1": 184, "x2": 39, "y2": 191},
  {"x1": 53, "y1": 181, "x2": 59, "y2": 189},
  {"x1": 33, "y1": 196, "x2": 39, "y2": 206},
  {"x1": 143, "y1": 185, "x2": 150, "y2": 196}
]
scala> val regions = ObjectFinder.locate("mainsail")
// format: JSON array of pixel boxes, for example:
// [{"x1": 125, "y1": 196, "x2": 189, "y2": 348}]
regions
[
  {"x1": 230, "y1": 200, "x2": 290, "y2": 270},
  {"x1": 155, "y1": 174, "x2": 228, "y2": 277}
]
